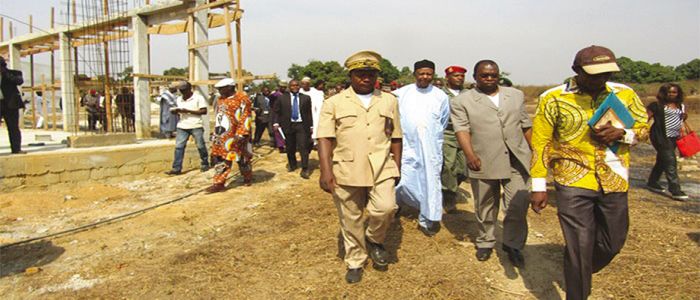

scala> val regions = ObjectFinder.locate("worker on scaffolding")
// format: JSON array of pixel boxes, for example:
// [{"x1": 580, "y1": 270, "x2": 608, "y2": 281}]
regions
[{"x1": 206, "y1": 78, "x2": 253, "y2": 193}]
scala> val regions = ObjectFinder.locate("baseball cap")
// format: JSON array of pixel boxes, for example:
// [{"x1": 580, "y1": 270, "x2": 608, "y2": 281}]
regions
[
  {"x1": 573, "y1": 45, "x2": 620, "y2": 75},
  {"x1": 214, "y1": 78, "x2": 235, "y2": 88}
]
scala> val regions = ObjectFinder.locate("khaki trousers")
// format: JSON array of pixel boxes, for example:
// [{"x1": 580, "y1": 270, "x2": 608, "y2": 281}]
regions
[
  {"x1": 470, "y1": 162, "x2": 530, "y2": 249},
  {"x1": 333, "y1": 179, "x2": 398, "y2": 269}
]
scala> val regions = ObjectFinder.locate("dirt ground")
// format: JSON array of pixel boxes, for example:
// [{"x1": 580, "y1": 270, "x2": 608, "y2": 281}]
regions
[{"x1": 1, "y1": 119, "x2": 699, "y2": 299}]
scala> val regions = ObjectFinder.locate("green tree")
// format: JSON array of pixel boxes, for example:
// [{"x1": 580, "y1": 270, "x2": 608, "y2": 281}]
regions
[
  {"x1": 613, "y1": 57, "x2": 680, "y2": 83},
  {"x1": 378, "y1": 58, "x2": 400, "y2": 82},
  {"x1": 287, "y1": 60, "x2": 347, "y2": 87},
  {"x1": 118, "y1": 66, "x2": 133, "y2": 82},
  {"x1": 163, "y1": 67, "x2": 188, "y2": 77},
  {"x1": 397, "y1": 66, "x2": 414, "y2": 85},
  {"x1": 676, "y1": 58, "x2": 700, "y2": 80}
]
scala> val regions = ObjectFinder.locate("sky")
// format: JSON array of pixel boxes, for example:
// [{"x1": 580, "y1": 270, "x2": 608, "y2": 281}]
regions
[{"x1": 1, "y1": 0, "x2": 699, "y2": 85}]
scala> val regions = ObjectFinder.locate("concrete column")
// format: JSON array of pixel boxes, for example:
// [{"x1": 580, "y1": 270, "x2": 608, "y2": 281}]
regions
[
  {"x1": 7, "y1": 43, "x2": 21, "y2": 69},
  {"x1": 59, "y1": 33, "x2": 77, "y2": 132},
  {"x1": 193, "y1": 0, "x2": 210, "y2": 138},
  {"x1": 132, "y1": 15, "x2": 151, "y2": 139},
  {"x1": 8, "y1": 44, "x2": 24, "y2": 127}
]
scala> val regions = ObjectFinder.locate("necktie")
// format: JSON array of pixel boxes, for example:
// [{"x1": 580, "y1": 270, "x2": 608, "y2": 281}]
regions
[{"x1": 291, "y1": 93, "x2": 299, "y2": 121}]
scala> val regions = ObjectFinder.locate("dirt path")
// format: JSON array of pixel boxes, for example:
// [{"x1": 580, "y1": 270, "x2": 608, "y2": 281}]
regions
[{"x1": 1, "y1": 143, "x2": 698, "y2": 299}]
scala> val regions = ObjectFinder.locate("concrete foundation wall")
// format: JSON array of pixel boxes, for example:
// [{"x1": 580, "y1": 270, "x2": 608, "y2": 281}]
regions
[{"x1": 0, "y1": 141, "x2": 204, "y2": 191}]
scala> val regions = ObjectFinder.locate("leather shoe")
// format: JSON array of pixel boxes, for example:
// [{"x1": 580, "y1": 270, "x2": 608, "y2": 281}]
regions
[
  {"x1": 417, "y1": 223, "x2": 439, "y2": 237},
  {"x1": 503, "y1": 245, "x2": 525, "y2": 268},
  {"x1": 345, "y1": 268, "x2": 363, "y2": 284},
  {"x1": 366, "y1": 239, "x2": 389, "y2": 268},
  {"x1": 300, "y1": 169, "x2": 311, "y2": 179},
  {"x1": 164, "y1": 170, "x2": 181, "y2": 176},
  {"x1": 476, "y1": 247, "x2": 492, "y2": 261},
  {"x1": 11, "y1": 150, "x2": 27, "y2": 155},
  {"x1": 287, "y1": 164, "x2": 297, "y2": 172},
  {"x1": 204, "y1": 184, "x2": 226, "y2": 194}
]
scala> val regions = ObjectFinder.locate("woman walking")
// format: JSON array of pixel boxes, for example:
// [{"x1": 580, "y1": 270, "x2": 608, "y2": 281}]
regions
[{"x1": 646, "y1": 83, "x2": 689, "y2": 200}]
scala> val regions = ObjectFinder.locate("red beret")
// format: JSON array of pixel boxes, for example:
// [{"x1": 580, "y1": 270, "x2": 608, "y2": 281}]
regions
[{"x1": 445, "y1": 65, "x2": 467, "y2": 75}]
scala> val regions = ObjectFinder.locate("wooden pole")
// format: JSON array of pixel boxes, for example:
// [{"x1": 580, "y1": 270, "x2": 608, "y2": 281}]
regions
[
  {"x1": 29, "y1": 15, "x2": 36, "y2": 129},
  {"x1": 223, "y1": 4, "x2": 236, "y2": 81},
  {"x1": 72, "y1": 0, "x2": 77, "y2": 23},
  {"x1": 103, "y1": 0, "x2": 113, "y2": 132},
  {"x1": 8, "y1": 21, "x2": 12, "y2": 39},
  {"x1": 0, "y1": 17, "x2": 4, "y2": 42},
  {"x1": 187, "y1": 15, "x2": 195, "y2": 82},
  {"x1": 51, "y1": 7, "x2": 57, "y2": 130},
  {"x1": 41, "y1": 75, "x2": 48, "y2": 129},
  {"x1": 235, "y1": 0, "x2": 243, "y2": 90}
]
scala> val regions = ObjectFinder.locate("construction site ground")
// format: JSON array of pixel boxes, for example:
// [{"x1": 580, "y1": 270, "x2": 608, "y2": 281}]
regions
[{"x1": 0, "y1": 116, "x2": 699, "y2": 299}]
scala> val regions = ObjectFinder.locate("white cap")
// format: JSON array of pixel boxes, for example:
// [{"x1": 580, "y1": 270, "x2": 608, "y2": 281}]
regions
[
  {"x1": 214, "y1": 78, "x2": 235, "y2": 88},
  {"x1": 301, "y1": 76, "x2": 312, "y2": 83}
]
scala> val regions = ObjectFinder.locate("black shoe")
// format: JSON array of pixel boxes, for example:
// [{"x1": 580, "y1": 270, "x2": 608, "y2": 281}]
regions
[
  {"x1": 417, "y1": 224, "x2": 438, "y2": 237},
  {"x1": 11, "y1": 150, "x2": 27, "y2": 155},
  {"x1": 165, "y1": 170, "x2": 181, "y2": 176},
  {"x1": 300, "y1": 169, "x2": 311, "y2": 179},
  {"x1": 345, "y1": 268, "x2": 363, "y2": 284},
  {"x1": 502, "y1": 245, "x2": 525, "y2": 268},
  {"x1": 646, "y1": 183, "x2": 666, "y2": 193},
  {"x1": 366, "y1": 239, "x2": 389, "y2": 268},
  {"x1": 671, "y1": 191, "x2": 689, "y2": 201},
  {"x1": 200, "y1": 166, "x2": 210, "y2": 172},
  {"x1": 476, "y1": 247, "x2": 492, "y2": 261},
  {"x1": 287, "y1": 164, "x2": 297, "y2": 172}
]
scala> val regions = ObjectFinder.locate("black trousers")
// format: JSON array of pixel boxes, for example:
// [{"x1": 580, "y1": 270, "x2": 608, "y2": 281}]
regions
[
  {"x1": 648, "y1": 137, "x2": 681, "y2": 193},
  {"x1": 253, "y1": 120, "x2": 272, "y2": 144},
  {"x1": 1, "y1": 104, "x2": 22, "y2": 153},
  {"x1": 283, "y1": 122, "x2": 309, "y2": 170},
  {"x1": 555, "y1": 184, "x2": 628, "y2": 300},
  {"x1": 87, "y1": 111, "x2": 99, "y2": 130}
]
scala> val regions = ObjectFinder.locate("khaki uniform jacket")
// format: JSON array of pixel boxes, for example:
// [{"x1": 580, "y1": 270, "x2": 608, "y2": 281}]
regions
[
  {"x1": 317, "y1": 88, "x2": 402, "y2": 187},
  {"x1": 450, "y1": 87, "x2": 532, "y2": 180}
]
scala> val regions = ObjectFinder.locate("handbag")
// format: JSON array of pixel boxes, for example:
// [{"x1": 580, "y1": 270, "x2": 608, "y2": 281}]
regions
[{"x1": 676, "y1": 120, "x2": 700, "y2": 158}]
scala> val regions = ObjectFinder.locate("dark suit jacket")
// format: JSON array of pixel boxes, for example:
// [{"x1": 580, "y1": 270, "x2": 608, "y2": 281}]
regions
[
  {"x1": 253, "y1": 93, "x2": 272, "y2": 123},
  {"x1": 273, "y1": 92, "x2": 312, "y2": 131},
  {"x1": 1, "y1": 68, "x2": 24, "y2": 110}
]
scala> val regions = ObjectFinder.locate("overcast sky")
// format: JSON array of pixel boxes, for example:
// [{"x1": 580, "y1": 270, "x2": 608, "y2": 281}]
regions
[{"x1": 2, "y1": 0, "x2": 699, "y2": 85}]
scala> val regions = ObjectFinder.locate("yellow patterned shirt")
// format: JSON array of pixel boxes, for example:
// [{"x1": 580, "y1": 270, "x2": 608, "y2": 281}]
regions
[{"x1": 530, "y1": 78, "x2": 649, "y2": 193}]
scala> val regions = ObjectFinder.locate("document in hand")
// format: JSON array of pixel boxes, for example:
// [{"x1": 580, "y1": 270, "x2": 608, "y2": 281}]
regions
[{"x1": 588, "y1": 92, "x2": 635, "y2": 152}]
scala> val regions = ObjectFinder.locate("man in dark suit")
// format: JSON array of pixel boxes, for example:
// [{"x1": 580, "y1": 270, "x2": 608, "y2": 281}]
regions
[
  {"x1": 0, "y1": 56, "x2": 25, "y2": 154},
  {"x1": 272, "y1": 79, "x2": 313, "y2": 179},
  {"x1": 252, "y1": 86, "x2": 274, "y2": 146}
]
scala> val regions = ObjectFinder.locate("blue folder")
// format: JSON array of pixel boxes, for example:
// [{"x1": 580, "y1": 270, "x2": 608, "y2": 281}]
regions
[{"x1": 587, "y1": 92, "x2": 635, "y2": 152}]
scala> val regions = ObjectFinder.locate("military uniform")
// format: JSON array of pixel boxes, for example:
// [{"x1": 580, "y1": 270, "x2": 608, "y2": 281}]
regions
[
  {"x1": 317, "y1": 83, "x2": 402, "y2": 269},
  {"x1": 441, "y1": 87, "x2": 468, "y2": 211}
]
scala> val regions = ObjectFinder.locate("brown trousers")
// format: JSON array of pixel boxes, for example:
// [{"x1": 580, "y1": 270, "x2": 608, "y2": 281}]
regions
[
  {"x1": 555, "y1": 183, "x2": 629, "y2": 300},
  {"x1": 333, "y1": 179, "x2": 397, "y2": 269}
]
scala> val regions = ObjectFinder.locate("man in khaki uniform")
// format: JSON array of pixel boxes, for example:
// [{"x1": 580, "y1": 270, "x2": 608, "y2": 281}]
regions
[{"x1": 317, "y1": 50, "x2": 402, "y2": 284}]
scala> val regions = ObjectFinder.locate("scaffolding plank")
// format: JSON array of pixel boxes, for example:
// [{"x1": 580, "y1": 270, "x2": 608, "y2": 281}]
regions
[
  {"x1": 209, "y1": 10, "x2": 243, "y2": 28},
  {"x1": 132, "y1": 73, "x2": 186, "y2": 80},
  {"x1": 188, "y1": 38, "x2": 228, "y2": 50},
  {"x1": 187, "y1": 0, "x2": 237, "y2": 14}
]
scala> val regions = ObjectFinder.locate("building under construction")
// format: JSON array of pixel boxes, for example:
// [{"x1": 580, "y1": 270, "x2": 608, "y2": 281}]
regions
[{"x1": 0, "y1": 0, "x2": 248, "y2": 138}]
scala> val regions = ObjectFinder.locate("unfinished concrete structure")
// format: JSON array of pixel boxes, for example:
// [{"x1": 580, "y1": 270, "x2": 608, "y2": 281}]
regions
[{"x1": 0, "y1": 0, "x2": 246, "y2": 139}]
